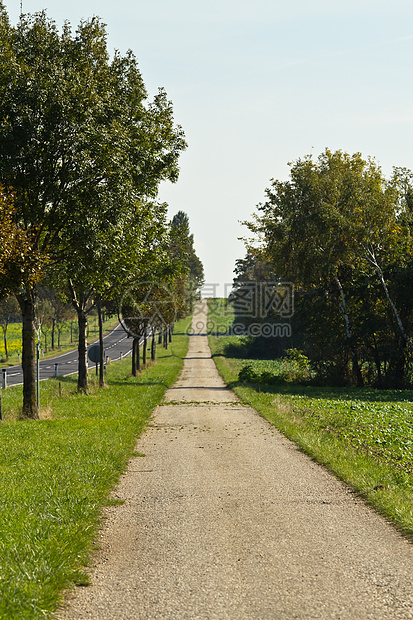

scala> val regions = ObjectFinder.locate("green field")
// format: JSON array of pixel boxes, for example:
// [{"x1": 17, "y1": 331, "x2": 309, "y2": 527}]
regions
[
  {"x1": 208, "y1": 299, "x2": 413, "y2": 539},
  {"x1": 0, "y1": 315, "x2": 191, "y2": 619}
]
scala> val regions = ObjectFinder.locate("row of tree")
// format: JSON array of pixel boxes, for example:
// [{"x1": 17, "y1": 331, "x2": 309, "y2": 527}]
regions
[
  {"x1": 1, "y1": 288, "x2": 97, "y2": 364},
  {"x1": 0, "y1": 5, "x2": 203, "y2": 417},
  {"x1": 237, "y1": 148, "x2": 413, "y2": 388}
]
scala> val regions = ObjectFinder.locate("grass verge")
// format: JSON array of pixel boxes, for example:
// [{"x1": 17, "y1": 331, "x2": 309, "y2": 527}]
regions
[
  {"x1": 0, "y1": 315, "x2": 191, "y2": 620},
  {"x1": 207, "y1": 299, "x2": 413, "y2": 540}
]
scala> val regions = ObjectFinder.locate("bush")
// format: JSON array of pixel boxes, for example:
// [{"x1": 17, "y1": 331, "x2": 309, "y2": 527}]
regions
[
  {"x1": 284, "y1": 348, "x2": 311, "y2": 382},
  {"x1": 238, "y1": 364, "x2": 259, "y2": 383},
  {"x1": 238, "y1": 349, "x2": 312, "y2": 385}
]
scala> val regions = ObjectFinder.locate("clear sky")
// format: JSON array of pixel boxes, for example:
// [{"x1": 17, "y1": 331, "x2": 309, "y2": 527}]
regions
[{"x1": 4, "y1": 0, "x2": 413, "y2": 295}]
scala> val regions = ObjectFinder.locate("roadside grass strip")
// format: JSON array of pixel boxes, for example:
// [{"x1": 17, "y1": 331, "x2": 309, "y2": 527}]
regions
[
  {"x1": 207, "y1": 300, "x2": 413, "y2": 540},
  {"x1": 0, "y1": 317, "x2": 190, "y2": 620}
]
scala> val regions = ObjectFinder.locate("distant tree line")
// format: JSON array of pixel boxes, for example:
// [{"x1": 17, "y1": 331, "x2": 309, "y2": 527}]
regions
[
  {"x1": 237, "y1": 148, "x2": 413, "y2": 388},
  {"x1": 0, "y1": 5, "x2": 203, "y2": 417}
]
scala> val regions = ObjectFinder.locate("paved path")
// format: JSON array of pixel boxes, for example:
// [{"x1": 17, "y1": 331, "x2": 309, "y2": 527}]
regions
[
  {"x1": 59, "y1": 301, "x2": 413, "y2": 619},
  {"x1": 2, "y1": 324, "x2": 132, "y2": 387}
]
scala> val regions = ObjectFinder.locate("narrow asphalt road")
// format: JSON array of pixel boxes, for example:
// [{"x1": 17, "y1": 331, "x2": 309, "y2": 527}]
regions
[
  {"x1": 59, "y1": 301, "x2": 413, "y2": 619},
  {"x1": 2, "y1": 324, "x2": 132, "y2": 387}
]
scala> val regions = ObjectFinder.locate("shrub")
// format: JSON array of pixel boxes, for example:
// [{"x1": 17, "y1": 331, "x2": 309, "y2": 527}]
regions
[
  {"x1": 238, "y1": 349, "x2": 312, "y2": 385},
  {"x1": 284, "y1": 348, "x2": 311, "y2": 381},
  {"x1": 238, "y1": 364, "x2": 258, "y2": 383}
]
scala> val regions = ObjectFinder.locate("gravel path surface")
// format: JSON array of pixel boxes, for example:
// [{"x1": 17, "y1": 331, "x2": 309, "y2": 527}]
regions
[{"x1": 58, "y1": 301, "x2": 413, "y2": 619}]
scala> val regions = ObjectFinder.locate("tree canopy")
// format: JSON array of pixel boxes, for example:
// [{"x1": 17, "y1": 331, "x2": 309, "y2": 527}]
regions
[{"x1": 242, "y1": 149, "x2": 413, "y2": 388}]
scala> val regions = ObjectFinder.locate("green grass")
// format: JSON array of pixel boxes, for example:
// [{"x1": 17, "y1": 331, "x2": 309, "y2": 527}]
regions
[
  {"x1": 207, "y1": 299, "x2": 413, "y2": 539},
  {"x1": 0, "y1": 315, "x2": 191, "y2": 620}
]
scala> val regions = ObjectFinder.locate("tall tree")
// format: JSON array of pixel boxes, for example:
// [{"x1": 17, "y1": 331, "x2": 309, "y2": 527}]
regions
[
  {"x1": 170, "y1": 211, "x2": 204, "y2": 316},
  {"x1": 57, "y1": 199, "x2": 173, "y2": 390},
  {"x1": 0, "y1": 6, "x2": 186, "y2": 414}
]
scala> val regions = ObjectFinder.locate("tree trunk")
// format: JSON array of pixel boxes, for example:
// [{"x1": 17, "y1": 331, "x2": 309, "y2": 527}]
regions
[
  {"x1": 151, "y1": 328, "x2": 156, "y2": 362},
  {"x1": 365, "y1": 245, "x2": 413, "y2": 357},
  {"x1": 396, "y1": 339, "x2": 406, "y2": 387},
  {"x1": 136, "y1": 336, "x2": 141, "y2": 372},
  {"x1": 370, "y1": 334, "x2": 383, "y2": 388},
  {"x1": 143, "y1": 330, "x2": 147, "y2": 367},
  {"x1": 376, "y1": 263, "x2": 413, "y2": 354},
  {"x1": 51, "y1": 317, "x2": 56, "y2": 350},
  {"x1": 77, "y1": 309, "x2": 88, "y2": 392},
  {"x1": 335, "y1": 277, "x2": 364, "y2": 388},
  {"x1": 97, "y1": 298, "x2": 105, "y2": 387},
  {"x1": 387, "y1": 336, "x2": 406, "y2": 389},
  {"x1": 2, "y1": 325, "x2": 8, "y2": 361},
  {"x1": 68, "y1": 281, "x2": 94, "y2": 393},
  {"x1": 16, "y1": 290, "x2": 38, "y2": 418},
  {"x1": 132, "y1": 338, "x2": 137, "y2": 376},
  {"x1": 375, "y1": 360, "x2": 383, "y2": 388}
]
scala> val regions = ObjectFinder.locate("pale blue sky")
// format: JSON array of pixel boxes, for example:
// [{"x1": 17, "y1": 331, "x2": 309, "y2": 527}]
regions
[{"x1": 4, "y1": 0, "x2": 413, "y2": 293}]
